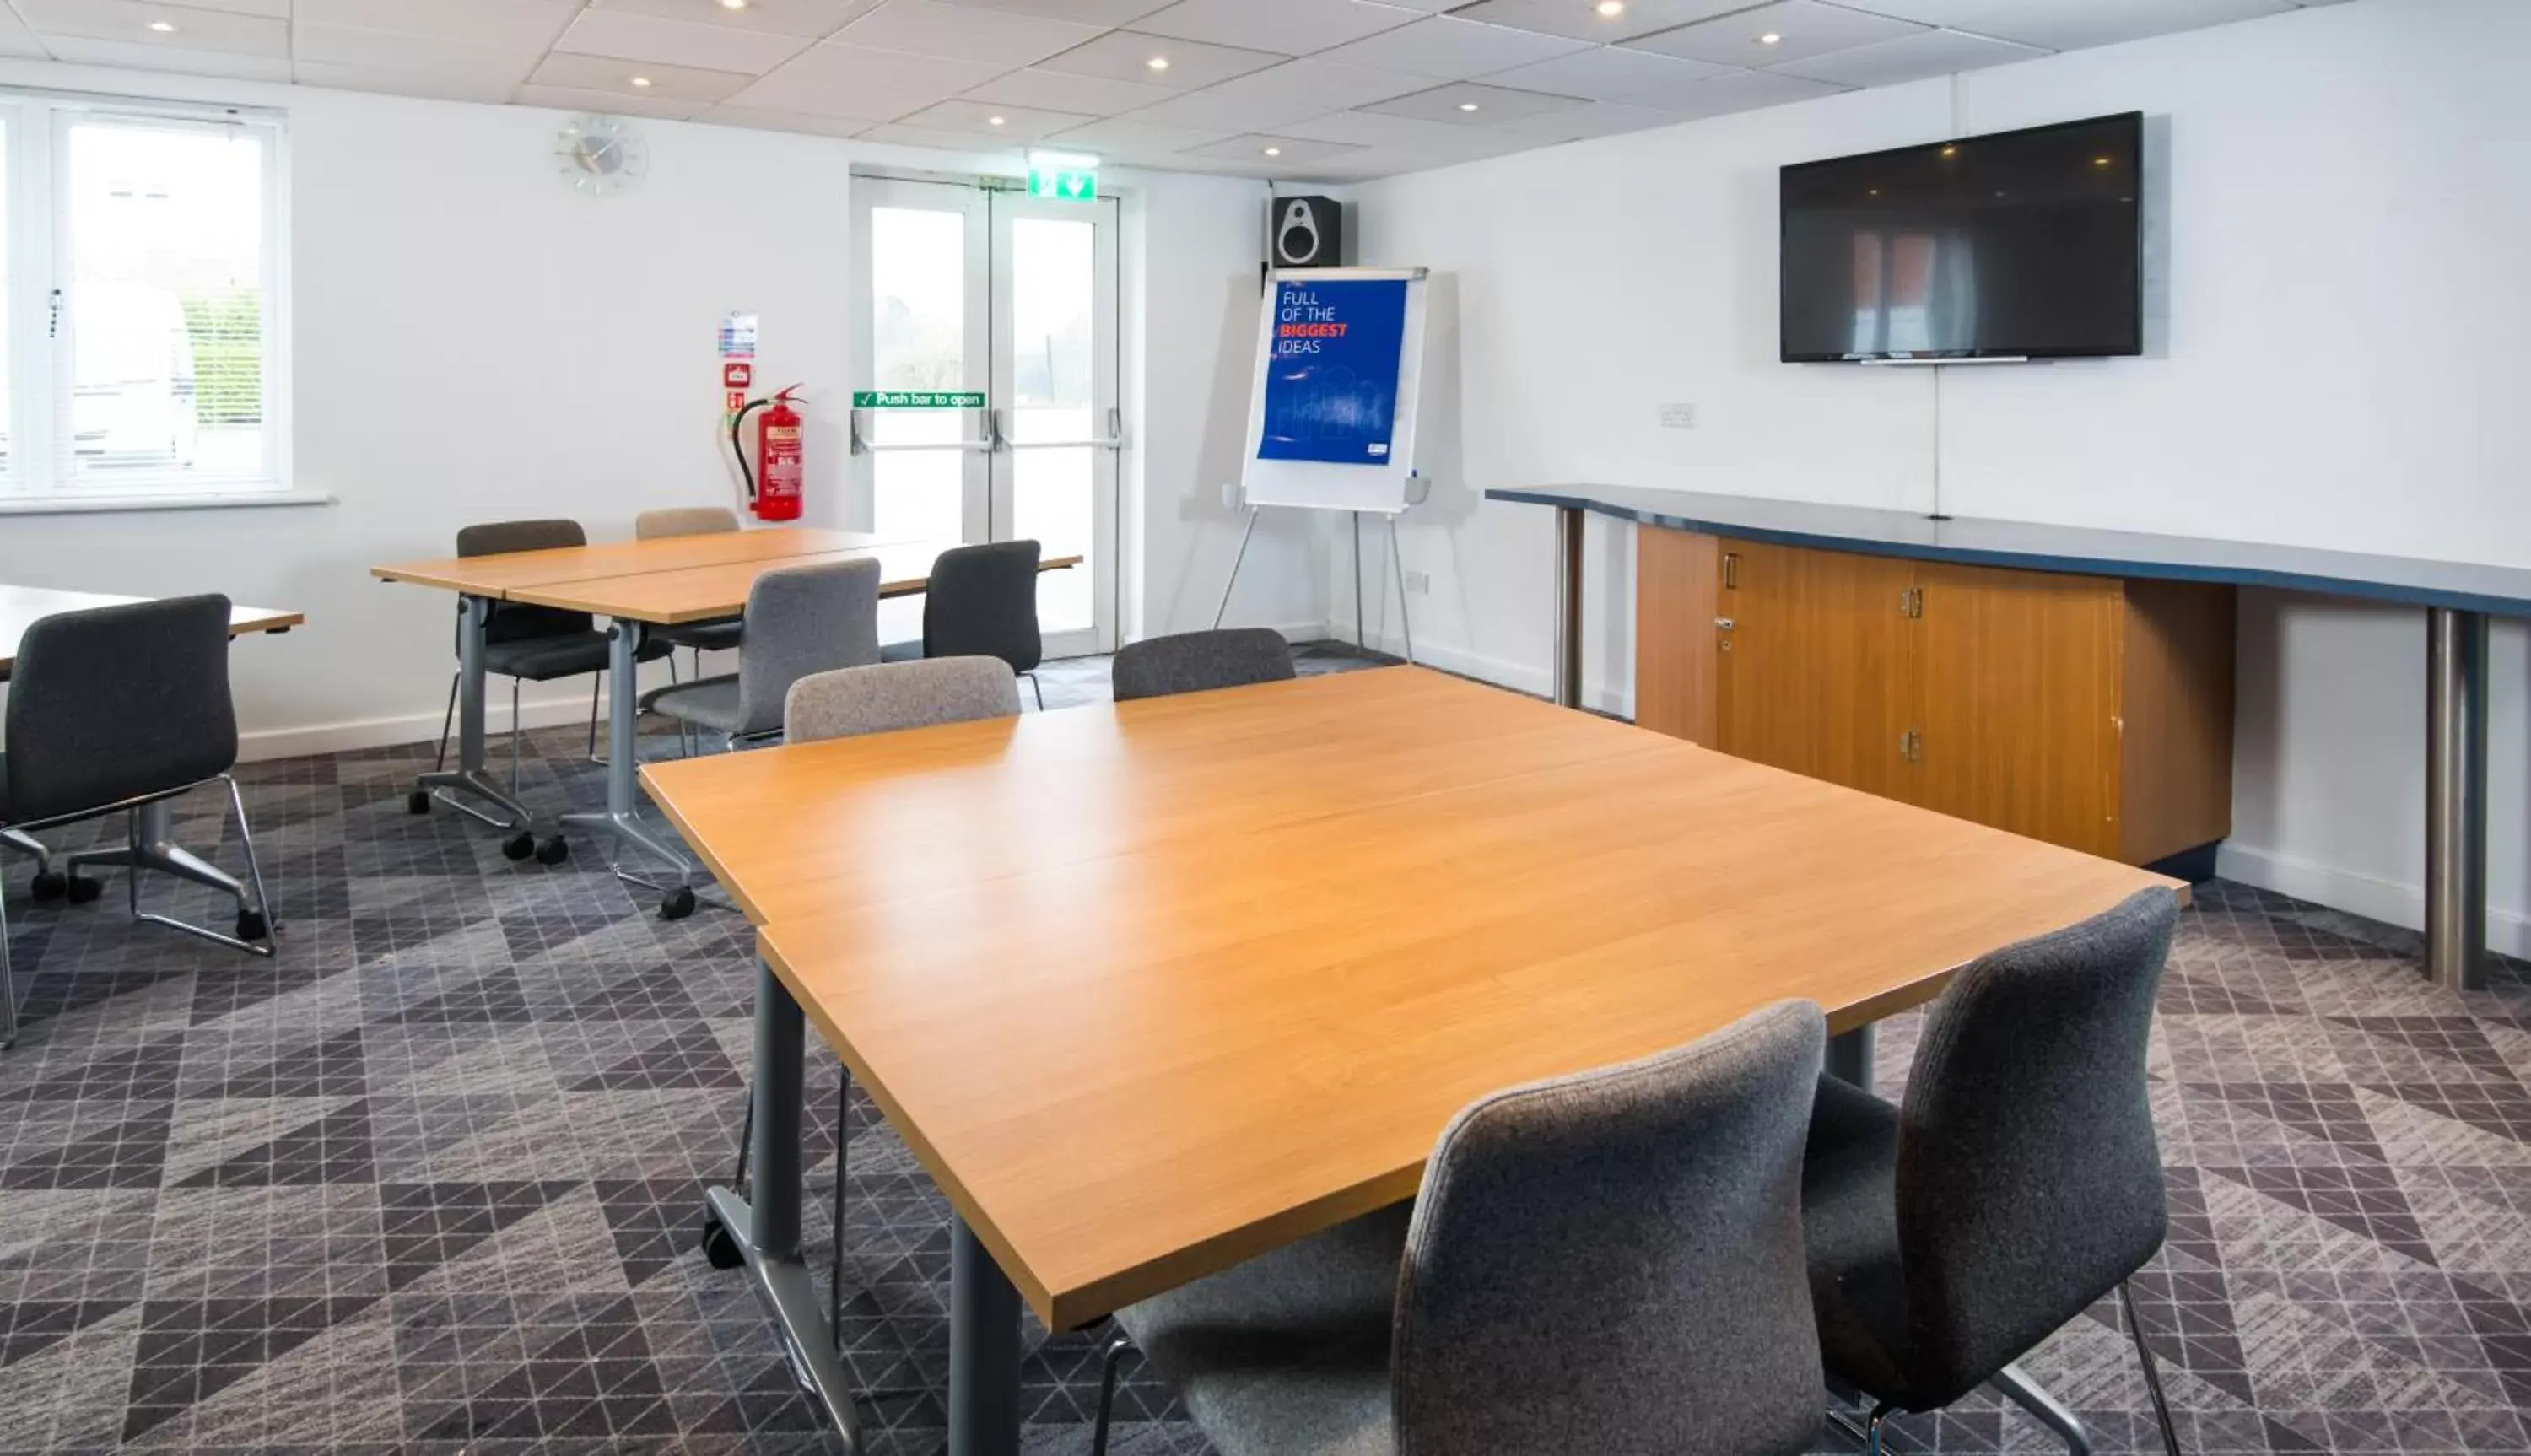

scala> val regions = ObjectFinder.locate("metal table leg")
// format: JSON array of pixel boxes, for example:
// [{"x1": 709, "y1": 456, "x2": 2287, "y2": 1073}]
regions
[
  {"x1": 558, "y1": 619, "x2": 698, "y2": 917},
  {"x1": 1827, "y1": 1025, "x2": 1876, "y2": 1090},
  {"x1": 1553, "y1": 504, "x2": 1584, "y2": 709},
  {"x1": 415, "y1": 595, "x2": 537, "y2": 831},
  {"x1": 702, "y1": 962, "x2": 864, "y2": 1444},
  {"x1": 951, "y1": 1216, "x2": 1022, "y2": 1456},
  {"x1": 2425, "y1": 607, "x2": 2489, "y2": 991}
]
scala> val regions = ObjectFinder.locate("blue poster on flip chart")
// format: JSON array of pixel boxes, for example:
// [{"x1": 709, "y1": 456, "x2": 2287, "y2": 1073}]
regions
[{"x1": 1257, "y1": 278, "x2": 1407, "y2": 466}]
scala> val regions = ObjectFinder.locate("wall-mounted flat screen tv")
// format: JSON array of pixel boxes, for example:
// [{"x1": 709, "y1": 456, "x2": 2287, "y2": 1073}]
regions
[{"x1": 1780, "y1": 111, "x2": 2144, "y2": 363}]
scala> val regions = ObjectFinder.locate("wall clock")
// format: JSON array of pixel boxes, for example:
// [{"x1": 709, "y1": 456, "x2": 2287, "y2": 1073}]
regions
[{"x1": 555, "y1": 114, "x2": 647, "y2": 195}]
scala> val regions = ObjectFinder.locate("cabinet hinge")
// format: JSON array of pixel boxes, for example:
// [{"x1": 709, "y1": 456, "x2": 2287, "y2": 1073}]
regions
[
  {"x1": 1899, "y1": 585, "x2": 1924, "y2": 619},
  {"x1": 1899, "y1": 728, "x2": 1923, "y2": 763}
]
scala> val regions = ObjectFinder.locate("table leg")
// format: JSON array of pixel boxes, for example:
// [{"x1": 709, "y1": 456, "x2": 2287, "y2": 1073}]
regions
[
  {"x1": 1553, "y1": 504, "x2": 1584, "y2": 709},
  {"x1": 701, "y1": 962, "x2": 863, "y2": 1443},
  {"x1": 2425, "y1": 607, "x2": 2489, "y2": 992},
  {"x1": 416, "y1": 594, "x2": 537, "y2": 831},
  {"x1": 558, "y1": 619, "x2": 698, "y2": 914},
  {"x1": 64, "y1": 801, "x2": 254, "y2": 912},
  {"x1": 1827, "y1": 1024, "x2": 1875, "y2": 1091},
  {"x1": 950, "y1": 1216, "x2": 1022, "y2": 1456}
]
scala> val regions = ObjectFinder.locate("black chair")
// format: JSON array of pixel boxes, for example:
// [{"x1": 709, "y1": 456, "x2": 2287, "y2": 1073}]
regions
[
  {"x1": 429, "y1": 519, "x2": 671, "y2": 789},
  {"x1": 1110, "y1": 627, "x2": 1296, "y2": 703},
  {"x1": 881, "y1": 540, "x2": 1044, "y2": 708},
  {"x1": 1802, "y1": 887, "x2": 2184, "y2": 1456},
  {"x1": 1, "y1": 596, "x2": 276, "y2": 1049}
]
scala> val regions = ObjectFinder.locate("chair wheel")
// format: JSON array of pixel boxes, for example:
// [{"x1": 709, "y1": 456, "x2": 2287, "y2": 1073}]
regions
[
  {"x1": 407, "y1": 789, "x2": 431, "y2": 815},
  {"x1": 235, "y1": 909, "x2": 268, "y2": 941},
  {"x1": 699, "y1": 1210, "x2": 745, "y2": 1270},
  {"x1": 501, "y1": 831, "x2": 536, "y2": 861},
  {"x1": 534, "y1": 835, "x2": 569, "y2": 866},
  {"x1": 661, "y1": 886, "x2": 697, "y2": 921},
  {"x1": 63, "y1": 874, "x2": 103, "y2": 904},
  {"x1": 29, "y1": 871, "x2": 66, "y2": 902}
]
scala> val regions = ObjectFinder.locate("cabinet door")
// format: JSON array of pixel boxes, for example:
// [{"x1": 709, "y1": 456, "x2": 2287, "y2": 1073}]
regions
[
  {"x1": 1635, "y1": 527, "x2": 1720, "y2": 746},
  {"x1": 1715, "y1": 539, "x2": 1918, "y2": 802},
  {"x1": 1913, "y1": 562, "x2": 2123, "y2": 856}
]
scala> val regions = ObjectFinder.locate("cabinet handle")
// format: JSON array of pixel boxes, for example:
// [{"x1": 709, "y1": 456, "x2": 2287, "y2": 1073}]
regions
[{"x1": 1721, "y1": 552, "x2": 1739, "y2": 590}]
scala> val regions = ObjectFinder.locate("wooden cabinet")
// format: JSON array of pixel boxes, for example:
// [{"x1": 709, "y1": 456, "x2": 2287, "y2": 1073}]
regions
[{"x1": 1634, "y1": 528, "x2": 2234, "y2": 868}]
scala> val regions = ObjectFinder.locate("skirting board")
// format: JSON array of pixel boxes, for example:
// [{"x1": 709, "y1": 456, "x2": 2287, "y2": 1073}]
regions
[
  {"x1": 2216, "y1": 840, "x2": 2531, "y2": 961},
  {"x1": 1341, "y1": 623, "x2": 1629, "y2": 719}
]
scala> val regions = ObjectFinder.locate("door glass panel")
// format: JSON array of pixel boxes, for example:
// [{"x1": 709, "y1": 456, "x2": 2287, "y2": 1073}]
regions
[
  {"x1": 869, "y1": 206, "x2": 969, "y2": 547},
  {"x1": 1008, "y1": 216, "x2": 1095, "y2": 636}
]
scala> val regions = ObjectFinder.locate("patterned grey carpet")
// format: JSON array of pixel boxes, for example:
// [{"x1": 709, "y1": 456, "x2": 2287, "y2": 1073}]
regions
[{"x1": 1, "y1": 643, "x2": 2528, "y2": 1453}]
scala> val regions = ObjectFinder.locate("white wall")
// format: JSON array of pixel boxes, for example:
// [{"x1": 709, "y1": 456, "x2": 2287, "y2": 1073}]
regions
[
  {"x1": 1345, "y1": 0, "x2": 2531, "y2": 947},
  {"x1": 0, "y1": 61, "x2": 1301, "y2": 757}
]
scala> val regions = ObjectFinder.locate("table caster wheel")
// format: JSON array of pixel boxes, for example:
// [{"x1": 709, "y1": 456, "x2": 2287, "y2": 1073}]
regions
[
  {"x1": 235, "y1": 909, "x2": 269, "y2": 941},
  {"x1": 661, "y1": 886, "x2": 697, "y2": 921},
  {"x1": 699, "y1": 1210, "x2": 744, "y2": 1270},
  {"x1": 534, "y1": 835, "x2": 569, "y2": 866},
  {"x1": 30, "y1": 871, "x2": 66, "y2": 902},
  {"x1": 502, "y1": 831, "x2": 536, "y2": 861},
  {"x1": 407, "y1": 790, "x2": 431, "y2": 815},
  {"x1": 63, "y1": 874, "x2": 103, "y2": 904}
]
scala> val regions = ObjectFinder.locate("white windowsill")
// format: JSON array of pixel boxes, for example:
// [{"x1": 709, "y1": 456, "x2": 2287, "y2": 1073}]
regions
[{"x1": 0, "y1": 488, "x2": 336, "y2": 518}]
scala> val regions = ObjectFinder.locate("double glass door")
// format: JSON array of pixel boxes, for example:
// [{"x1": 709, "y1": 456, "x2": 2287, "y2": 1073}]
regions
[{"x1": 851, "y1": 177, "x2": 1120, "y2": 659}]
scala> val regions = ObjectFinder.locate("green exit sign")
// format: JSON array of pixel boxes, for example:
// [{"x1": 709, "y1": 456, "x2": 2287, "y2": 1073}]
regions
[{"x1": 1028, "y1": 167, "x2": 1098, "y2": 202}]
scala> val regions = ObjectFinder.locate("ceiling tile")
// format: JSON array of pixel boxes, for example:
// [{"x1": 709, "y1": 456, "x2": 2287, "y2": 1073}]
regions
[
  {"x1": 291, "y1": 58, "x2": 523, "y2": 103},
  {"x1": 1772, "y1": 26, "x2": 2043, "y2": 84},
  {"x1": 1120, "y1": 57, "x2": 1422, "y2": 130},
  {"x1": 852, "y1": 121, "x2": 1015, "y2": 149},
  {"x1": 1182, "y1": 132, "x2": 1365, "y2": 164},
  {"x1": 1832, "y1": 0, "x2": 2291, "y2": 52},
  {"x1": 133, "y1": 0, "x2": 286, "y2": 14},
  {"x1": 41, "y1": 35, "x2": 290, "y2": 73},
  {"x1": 294, "y1": 0, "x2": 579, "y2": 49},
  {"x1": 516, "y1": 83, "x2": 710, "y2": 118},
  {"x1": 1477, "y1": 45, "x2": 1730, "y2": 104},
  {"x1": 836, "y1": 0, "x2": 1105, "y2": 65},
  {"x1": 0, "y1": 10, "x2": 46, "y2": 55},
  {"x1": 1134, "y1": 0, "x2": 1419, "y2": 55},
  {"x1": 962, "y1": 66, "x2": 1176, "y2": 114},
  {"x1": 898, "y1": 96, "x2": 1095, "y2": 137},
  {"x1": 1036, "y1": 29, "x2": 1286, "y2": 88},
  {"x1": 556, "y1": 9, "x2": 813, "y2": 75},
  {"x1": 531, "y1": 51, "x2": 756, "y2": 101},
  {"x1": 1313, "y1": 15, "x2": 1589, "y2": 80},
  {"x1": 702, "y1": 105, "x2": 875, "y2": 137},
  {"x1": 1361, "y1": 79, "x2": 1589, "y2": 125},
  {"x1": 732, "y1": 40, "x2": 1008, "y2": 115},
  {"x1": 18, "y1": 0, "x2": 289, "y2": 57},
  {"x1": 1626, "y1": 0, "x2": 1925, "y2": 67},
  {"x1": 1041, "y1": 115, "x2": 1234, "y2": 157},
  {"x1": 292, "y1": 21, "x2": 543, "y2": 75},
  {"x1": 1450, "y1": 0, "x2": 1755, "y2": 44},
  {"x1": 589, "y1": 0, "x2": 884, "y2": 38},
  {"x1": 931, "y1": 0, "x2": 1173, "y2": 23},
  {"x1": 1493, "y1": 97, "x2": 1686, "y2": 138},
  {"x1": 1650, "y1": 65, "x2": 1848, "y2": 117}
]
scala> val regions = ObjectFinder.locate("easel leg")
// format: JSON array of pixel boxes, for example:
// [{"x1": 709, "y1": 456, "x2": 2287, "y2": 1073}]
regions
[
  {"x1": 1387, "y1": 514, "x2": 1414, "y2": 665},
  {"x1": 1213, "y1": 507, "x2": 1260, "y2": 629},
  {"x1": 1351, "y1": 511, "x2": 1365, "y2": 652}
]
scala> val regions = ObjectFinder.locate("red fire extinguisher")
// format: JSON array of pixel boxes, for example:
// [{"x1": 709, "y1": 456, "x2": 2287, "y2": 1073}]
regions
[{"x1": 731, "y1": 386, "x2": 805, "y2": 522}]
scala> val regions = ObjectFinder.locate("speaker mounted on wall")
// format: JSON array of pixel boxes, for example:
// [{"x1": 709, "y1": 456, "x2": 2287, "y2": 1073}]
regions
[{"x1": 1271, "y1": 196, "x2": 1343, "y2": 269}]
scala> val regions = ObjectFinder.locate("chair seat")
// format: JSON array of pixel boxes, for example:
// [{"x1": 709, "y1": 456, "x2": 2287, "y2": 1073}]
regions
[
  {"x1": 655, "y1": 617, "x2": 744, "y2": 654},
  {"x1": 1113, "y1": 1202, "x2": 1410, "y2": 1456},
  {"x1": 879, "y1": 639, "x2": 924, "y2": 664},
  {"x1": 641, "y1": 675, "x2": 753, "y2": 736},
  {"x1": 1801, "y1": 1072, "x2": 1920, "y2": 1405},
  {"x1": 482, "y1": 632, "x2": 671, "y2": 682}
]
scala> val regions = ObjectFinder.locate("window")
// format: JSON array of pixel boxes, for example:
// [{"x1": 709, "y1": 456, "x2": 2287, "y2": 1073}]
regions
[{"x1": 0, "y1": 94, "x2": 287, "y2": 504}]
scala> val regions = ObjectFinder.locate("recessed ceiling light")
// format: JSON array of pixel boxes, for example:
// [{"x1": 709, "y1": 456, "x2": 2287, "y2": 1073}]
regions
[
  {"x1": 988, "y1": 115, "x2": 1007, "y2": 127},
  {"x1": 1458, "y1": 101, "x2": 1481, "y2": 112},
  {"x1": 1595, "y1": 0, "x2": 1626, "y2": 15},
  {"x1": 147, "y1": 19, "x2": 175, "y2": 30},
  {"x1": 630, "y1": 75, "x2": 654, "y2": 87},
  {"x1": 1145, "y1": 55, "x2": 1169, "y2": 71},
  {"x1": 720, "y1": 0, "x2": 747, "y2": 8},
  {"x1": 1265, "y1": 146, "x2": 1282, "y2": 156},
  {"x1": 1758, "y1": 31, "x2": 1782, "y2": 45}
]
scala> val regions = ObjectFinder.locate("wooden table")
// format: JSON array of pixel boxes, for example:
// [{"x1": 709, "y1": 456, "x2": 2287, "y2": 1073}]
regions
[
  {"x1": 1, "y1": 584, "x2": 300, "y2": 673},
  {"x1": 370, "y1": 529, "x2": 1077, "y2": 918},
  {"x1": 638, "y1": 666, "x2": 2179, "y2": 1452}
]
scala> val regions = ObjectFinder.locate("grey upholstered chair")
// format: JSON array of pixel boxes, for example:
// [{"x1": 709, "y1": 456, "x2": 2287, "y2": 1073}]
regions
[
  {"x1": 1088, "y1": 1000, "x2": 1830, "y2": 1456},
  {"x1": 1803, "y1": 887, "x2": 2183, "y2": 1456},
  {"x1": 1110, "y1": 628, "x2": 1297, "y2": 703},
  {"x1": 431, "y1": 519, "x2": 670, "y2": 780},
  {"x1": 635, "y1": 507, "x2": 747, "y2": 668},
  {"x1": 699, "y1": 654, "x2": 1024, "y2": 1323},
  {"x1": 880, "y1": 540, "x2": 1046, "y2": 707},
  {"x1": 1, "y1": 596, "x2": 276, "y2": 1049},
  {"x1": 642, "y1": 558, "x2": 881, "y2": 751}
]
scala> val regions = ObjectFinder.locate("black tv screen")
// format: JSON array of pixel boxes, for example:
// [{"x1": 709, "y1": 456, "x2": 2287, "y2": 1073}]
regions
[{"x1": 1780, "y1": 112, "x2": 2143, "y2": 362}]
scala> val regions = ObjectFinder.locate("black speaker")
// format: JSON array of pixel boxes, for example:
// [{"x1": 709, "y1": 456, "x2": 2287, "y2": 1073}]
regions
[{"x1": 1271, "y1": 196, "x2": 1343, "y2": 268}]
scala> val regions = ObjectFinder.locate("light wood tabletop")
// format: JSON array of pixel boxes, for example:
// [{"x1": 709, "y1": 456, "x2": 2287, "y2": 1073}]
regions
[
  {"x1": 2, "y1": 585, "x2": 303, "y2": 672},
  {"x1": 368, "y1": 527, "x2": 900, "y2": 596},
  {"x1": 508, "y1": 545, "x2": 1087, "y2": 625},
  {"x1": 644, "y1": 666, "x2": 2178, "y2": 1330}
]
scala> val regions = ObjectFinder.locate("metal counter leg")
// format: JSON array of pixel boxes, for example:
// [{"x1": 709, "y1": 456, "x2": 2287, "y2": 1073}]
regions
[
  {"x1": 700, "y1": 962, "x2": 863, "y2": 1446},
  {"x1": 1553, "y1": 504, "x2": 1584, "y2": 709},
  {"x1": 951, "y1": 1216, "x2": 1022, "y2": 1456},
  {"x1": 559, "y1": 620, "x2": 699, "y2": 919},
  {"x1": 1827, "y1": 1024, "x2": 1876, "y2": 1091},
  {"x1": 416, "y1": 595, "x2": 537, "y2": 832},
  {"x1": 2425, "y1": 607, "x2": 2488, "y2": 992}
]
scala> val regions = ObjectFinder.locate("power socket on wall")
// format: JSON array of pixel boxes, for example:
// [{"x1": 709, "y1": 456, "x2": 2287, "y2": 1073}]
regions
[
  {"x1": 1658, "y1": 402, "x2": 1697, "y2": 429},
  {"x1": 1402, "y1": 569, "x2": 1430, "y2": 595}
]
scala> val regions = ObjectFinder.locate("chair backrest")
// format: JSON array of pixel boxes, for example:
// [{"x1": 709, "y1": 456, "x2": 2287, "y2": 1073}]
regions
[
  {"x1": 1110, "y1": 628, "x2": 1296, "y2": 703},
  {"x1": 1892, "y1": 886, "x2": 2178, "y2": 1402},
  {"x1": 4, "y1": 595, "x2": 240, "y2": 825},
  {"x1": 923, "y1": 540, "x2": 1043, "y2": 674},
  {"x1": 732, "y1": 557, "x2": 882, "y2": 736},
  {"x1": 636, "y1": 506, "x2": 741, "y2": 540},
  {"x1": 1392, "y1": 1000, "x2": 1827, "y2": 1456},
  {"x1": 784, "y1": 657, "x2": 1021, "y2": 744},
  {"x1": 457, "y1": 519, "x2": 591, "y2": 644}
]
